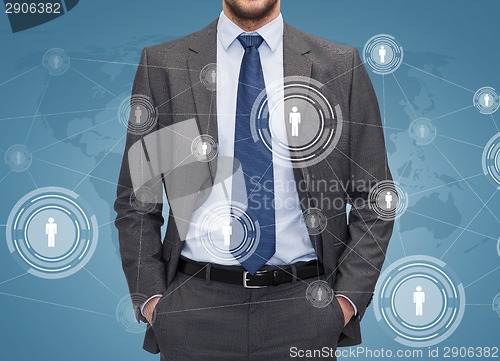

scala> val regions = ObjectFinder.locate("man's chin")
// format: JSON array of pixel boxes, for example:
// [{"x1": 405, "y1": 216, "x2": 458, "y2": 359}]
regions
[{"x1": 224, "y1": 0, "x2": 279, "y2": 21}]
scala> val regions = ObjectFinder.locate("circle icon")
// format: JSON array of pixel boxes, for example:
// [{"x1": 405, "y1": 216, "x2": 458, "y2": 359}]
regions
[
  {"x1": 409, "y1": 118, "x2": 437, "y2": 145},
  {"x1": 5, "y1": 144, "x2": 32, "y2": 172},
  {"x1": 200, "y1": 63, "x2": 226, "y2": 91},
  {"x1": 373, "y1": 256, "x2": 466, "y2": 347},
  {"x1": 250, "y1": 76, "x2": 343, "y2": 168},
  {"x1": 118, "y1": 94, "x2": 157, "y2": 135},
  {"x1": 300, "y1": 208, "x2": 327, "y2": 235},
  {"x1": 42, "y1": 48, "x2": 70, "y2": 76},
  {"x1": 482, "y1": 133, "x2": 500, "y2": 189},
  {"x1": 473, "y1": 87, "x2": 499, "y2": 115},
  {"x1": 194, "y1": 202, "x2": 260, "y2": 264},
  {"x1": 129, "y1": 187, "x2": 159, "y2": 214},
  {"x1": 191, "y1": 135, "x2": 218, "y2": 162},
  {"x1": 6, "y1": 187, "x2": 99, "y2": 279},
  {"x1": 493, "y1": 293, "x2": 500, "y2": 317},
  {"x1": 306, "y1": 280, "x2": 334, "y2": 308},
  {"x1": 116, "y1": 294, "x2": 151, "y2": 333},
  {"x1": 369, "y1": 180, "x2": 408, "y2": 221},
  {"x1": 363, "y1": 34, "x2": 404, "y2": 75}
]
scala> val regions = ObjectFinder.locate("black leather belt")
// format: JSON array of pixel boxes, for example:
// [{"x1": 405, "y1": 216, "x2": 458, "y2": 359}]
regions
[{"x1": 178, "y1": 258, "x2": 324, "y2": 288}]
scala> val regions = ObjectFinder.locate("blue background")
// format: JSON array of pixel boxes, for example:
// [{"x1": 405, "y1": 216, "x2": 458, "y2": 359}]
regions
[{"x1": 0, "y1": 1, "x2": 499, "y2": 360}]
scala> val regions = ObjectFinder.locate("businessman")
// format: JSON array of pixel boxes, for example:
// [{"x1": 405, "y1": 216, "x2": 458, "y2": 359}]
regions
[{"x1": 114, "y1": 1, "x2": 394, "y2": 360}]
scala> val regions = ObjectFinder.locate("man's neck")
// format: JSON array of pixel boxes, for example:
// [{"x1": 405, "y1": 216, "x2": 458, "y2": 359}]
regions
[{"x1": 222, "y1": 6, "x2": 280, "y2": 32}]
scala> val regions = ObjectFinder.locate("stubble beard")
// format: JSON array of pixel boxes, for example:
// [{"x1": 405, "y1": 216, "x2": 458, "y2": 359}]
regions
[{"x1": 224, "y1": 0, "x2": 279, "y2": 22}]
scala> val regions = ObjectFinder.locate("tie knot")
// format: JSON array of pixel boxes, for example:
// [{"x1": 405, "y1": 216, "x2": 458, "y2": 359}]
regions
[{"x1": 237, "y1": 34, "x2": 264, "y2": 49}]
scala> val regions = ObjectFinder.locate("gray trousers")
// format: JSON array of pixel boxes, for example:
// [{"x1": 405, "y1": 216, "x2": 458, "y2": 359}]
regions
[{"x1": 151, "y1": 265, "x2": 344, "y2": 361}]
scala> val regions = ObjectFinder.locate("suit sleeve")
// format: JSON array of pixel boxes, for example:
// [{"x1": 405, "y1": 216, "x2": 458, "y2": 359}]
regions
[
  {"x1": 333, "y1": 49, "x2": 394, "y2": 319},
  {"x1": 114, "y1": 48, "x2": 167, "y2": 322}
]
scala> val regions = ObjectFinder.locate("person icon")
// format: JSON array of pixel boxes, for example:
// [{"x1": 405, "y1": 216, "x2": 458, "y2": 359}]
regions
[
  {"x1": 222, "y1": 220, "x2": 232, "y2": 247},
  {"x1": 317, "y1": 287, "x2": 323, "y2": 301},
  {"x1": 309, "y1": 215, "x2": 317, "y2": 229},
  {"x1": 210, "y1": 70, "x2": 217, "y2": 84},
  {"x1": 45, "y1": 217, "x2": 58, "y2": 248},
  {"x1": 413, "y1": 286, "x2": 425, "y2": 316},
  {"x1": 53, "y1": 55, "x2": 60, "y2": 69},
  {"x1": 134, "y1": 106, "x2": 142, "y2": 124},
  {"x1": 419, "y1": 124, "x2": 427, "y2": 138},
  {"x1": 484, "y1": 93, "x2": 491, "y2": 107},
  {"x1": 289, "y1": 106, "x2": 301, "y2": 137},
  {"x1": 15, "y1": 151, "x2": 23, "y2": 165},
  {"x1": 384, "y1": 191, "x2": 393, "y2": 209},
  {"x1": 378, "y1": 45, "x2": 387, "y2": 64},
  {"x1": 201, "y1": 141, "x2": 208, "y2": 156}
]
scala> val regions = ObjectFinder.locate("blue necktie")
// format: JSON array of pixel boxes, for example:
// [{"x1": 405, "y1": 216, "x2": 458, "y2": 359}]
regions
[{"x1": 232, "y1": 34, "x2": 276, "y2": 274}]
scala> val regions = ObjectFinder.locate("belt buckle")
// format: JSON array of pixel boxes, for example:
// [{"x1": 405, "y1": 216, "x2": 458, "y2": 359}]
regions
[{"x1": 243, "y1": 271, "x2": 267, "y2": 288}]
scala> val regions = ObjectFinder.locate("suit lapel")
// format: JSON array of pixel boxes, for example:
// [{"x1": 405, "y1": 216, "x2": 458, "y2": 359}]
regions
[
  {"x1": 282, "y1": 23, "x2": 313, "y2": 206},
  {"x1": 283, "y1": 23, "x2": 312, "y2": 81},
  {"x1": 283, "y1": 24, "x2": 324, "y2": 256},
  {"x1": 187, "y1": 20, "x2": 219, "y2": 180}
]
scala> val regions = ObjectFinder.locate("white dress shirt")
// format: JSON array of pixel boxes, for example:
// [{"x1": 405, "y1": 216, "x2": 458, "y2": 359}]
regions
[{"x1": 181, "y1": 11, "x2": 316, "y2": 265}]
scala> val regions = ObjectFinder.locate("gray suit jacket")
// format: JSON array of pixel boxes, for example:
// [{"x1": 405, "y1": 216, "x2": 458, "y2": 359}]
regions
[{"x1": 114, "y1": 19, "x2": 394, "y2": 354}]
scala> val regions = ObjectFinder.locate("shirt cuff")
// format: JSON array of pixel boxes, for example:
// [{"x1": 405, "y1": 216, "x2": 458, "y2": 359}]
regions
[
  {"x1": 336, "y1": 294, "x2": 358, "y2": 316},
  {"x1": 140, "y1": 294, "x2": 162, "y2": 317}
]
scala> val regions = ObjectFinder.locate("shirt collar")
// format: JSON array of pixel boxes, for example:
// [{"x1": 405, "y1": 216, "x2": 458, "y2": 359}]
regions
[{"x1": 217, "y1": 11, "x2": 283, "y2": 52}]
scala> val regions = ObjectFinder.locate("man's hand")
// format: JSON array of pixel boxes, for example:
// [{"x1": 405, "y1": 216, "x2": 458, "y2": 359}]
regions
[
  {"x1": 336, "y1": 296, "x2": 355, "y2": 326},
  {"x1": 143, "y1": 296, "x2": 161, "y2": 324}
]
